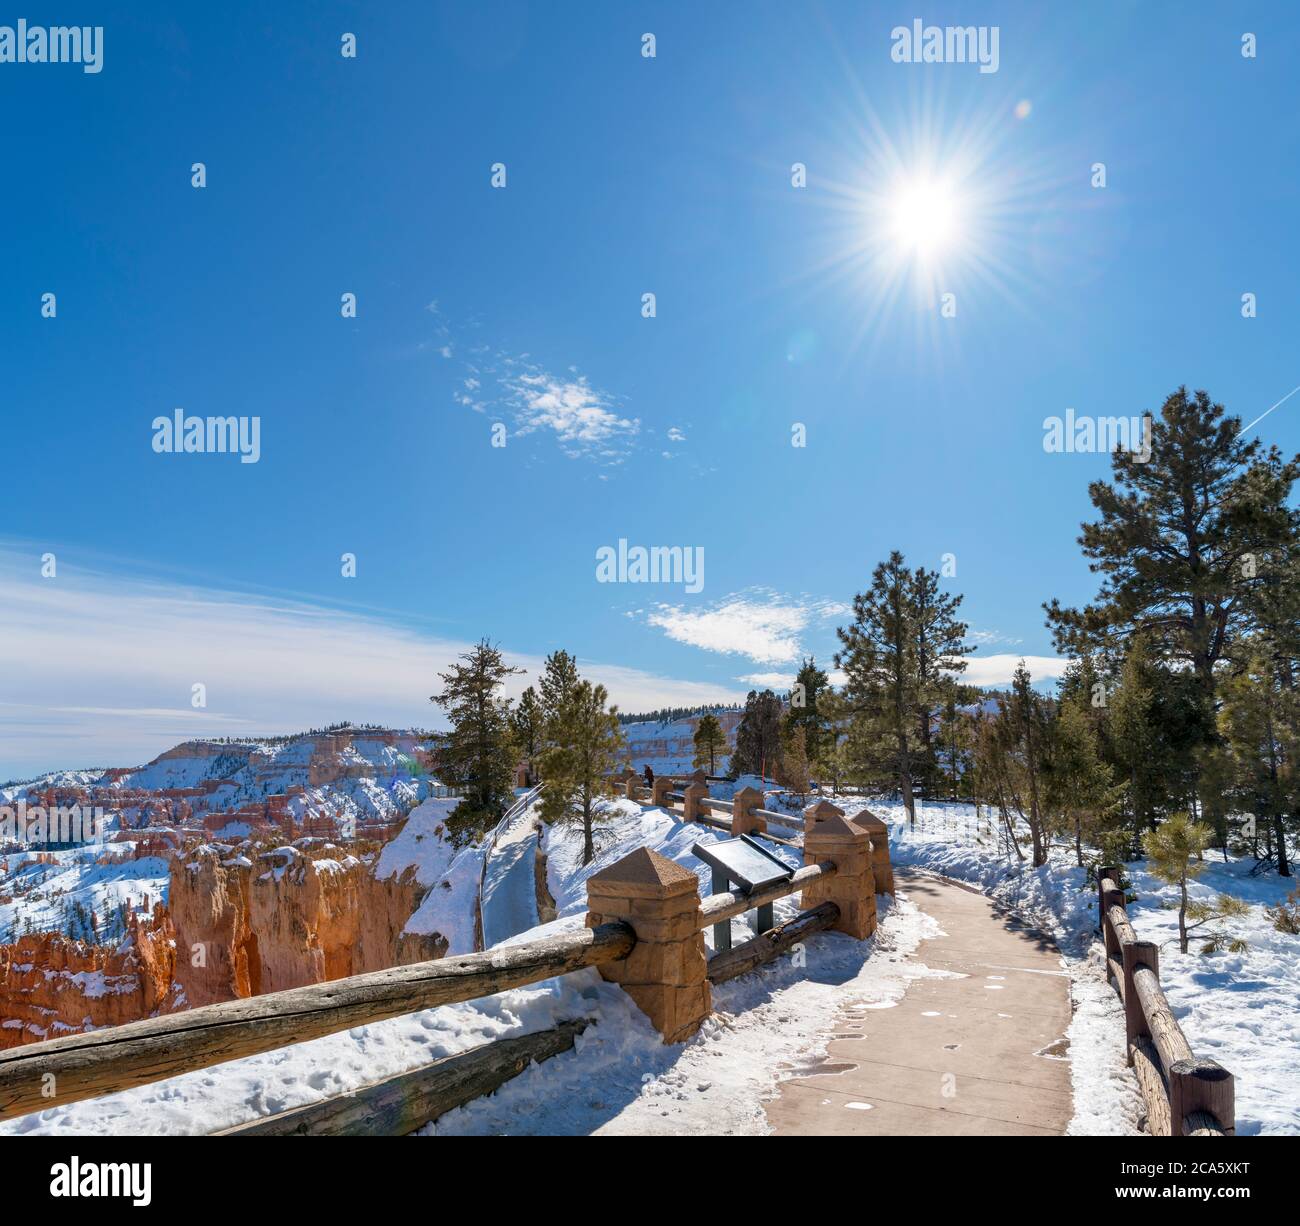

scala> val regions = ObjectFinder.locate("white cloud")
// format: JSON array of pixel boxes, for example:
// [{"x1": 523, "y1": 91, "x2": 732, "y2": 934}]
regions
[
  {"x1": 961, "y1": 654, "x2": 1070, "y2": 688},
  {"x1": 504, "y1": 370, "x2": 638, "y2": 457},
  {"x1": 0, "y1": 554, "x2": 741, "y2": 779},
  {"x1": 667, "y1": 427, "x2": 686, "y2": 442},
  {"x1": 736, "y1": 669, "x2": 848, "y2": 690},
  {"x1": 431, "y1": 306, "x2": 640, "y2": 462},
  {"x1": 646, "y1": 590, "x2": 846, "y2": 665}
]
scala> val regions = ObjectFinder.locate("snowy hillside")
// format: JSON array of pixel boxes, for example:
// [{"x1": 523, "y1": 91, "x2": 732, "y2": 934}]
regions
[
  {"x1": 619, "y1": 712, "x2": 740, "y2": 775},
  {"x1": 0, "y1": 839, "x2": 168, "y2": 944}
]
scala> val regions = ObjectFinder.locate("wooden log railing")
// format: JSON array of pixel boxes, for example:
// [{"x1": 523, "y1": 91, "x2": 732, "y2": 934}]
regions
[
  {"x1": 0, "y1": 779, "x2": 884, "y2": 1130},
  {"x1": 0, "y1": 921, "x2": 633, "y2": 1123},
  {"x1": 215, "y1": 1019, "x2": 591, "y2": 1137},
  {"x1": 1097, "y1": 866, "x2": 1235, "y2": 1137}
]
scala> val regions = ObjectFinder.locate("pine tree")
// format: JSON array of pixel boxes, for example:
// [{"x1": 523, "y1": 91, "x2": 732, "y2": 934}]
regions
[
  {"x1": 692, "y1": 712, "x2": 727, "y2": 775},
  {"x1": 779, "y1": 724, "x2": 812, "y2": 801},
  {"x1": 835, "y1": 551, "x2": 970, "y2": 823},
  {"x1": 1218, "y1": 647, "x2": 1297, "y2": 876},
  {"x1": 911, "y1": 566, "x2": 974, "y2": 793},
  {"x1": 539, "y1": 679, "x2": 626, "y2": 865},
  {"x1": 539, "y1": 649, "x2": 579, "y2": 736},
  {"x1": 429, "y1": 639, "x2": 523, "y2": 843},
  {"x1": 1144, "y1": 812, "x2": 1222, "y2": 954},
  {"x1": 1044, "y1": 669, "x2": 1123, "y2": 867},
  {"x1": 785, "y1": 657, "x2": 830, "y2": 764},
  {"x1": 1006, "y1": 661, "x2": 1054, "y2": 867},
  {"x1": 511, "y1": 686, "x2": 545, "y2": 779},
  {"x1": 1045, "y1": 387, "x2": 1300, "y2": 825},
  {"x1": 1046, "y1": 388, "x2": 1296, "y2": 681},
  {"x1": 731, "y1": 690, "x2": 785, "y2": 780}
]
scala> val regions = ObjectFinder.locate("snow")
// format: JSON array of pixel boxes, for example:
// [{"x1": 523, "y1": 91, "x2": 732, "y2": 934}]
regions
[
  {"x1": 5, "y1": 789, "x2": 1294, "y2": 1137},
  {"x1": 849, "y1": 798, "x2": 1299, "y2": 1137},
  {"x1": 0, "y1": 845, "x2": 169, "y2": 944},
  {"x1": 480, "y1": 789, "x2": 544, "y2": 947},
  {"x1": 375, "y1": 797, "x2": 482, "y2": 954}
]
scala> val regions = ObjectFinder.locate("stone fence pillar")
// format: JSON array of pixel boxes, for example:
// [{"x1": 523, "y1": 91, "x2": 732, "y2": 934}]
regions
[
  {"x1": 801, "y1": 800, "x2": 877, "y2": 939},
  {"x1": 731, "y1": 786, "x2": 764, "y2": 837},
  {"x1": 585, "y1": 847, "x2": 710, "y2": 1044},
  {"x1": 682, "y1": 781, "x2": 708, "y2": 823},
  {"x1": 651, "y1": 776, "x2": 673, "y2": 809},
  {"x1": 849, "y1": 808, "x2": 895, "y2": 896}
]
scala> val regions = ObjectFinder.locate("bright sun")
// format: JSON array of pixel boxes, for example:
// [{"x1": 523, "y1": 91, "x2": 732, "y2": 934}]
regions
[{"x1": 889, "y1": 175, "x2": 960, "y2": 256}]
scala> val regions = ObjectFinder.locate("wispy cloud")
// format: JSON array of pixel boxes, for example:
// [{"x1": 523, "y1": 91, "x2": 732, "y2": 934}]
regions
[
  {"x1": 0, "y1": 553, "x2": 740, "y2": 779},
  {"x1": 502, "y1": 368, "x2": 638, "y2": 458},
  {"x1": 645, "y1": 589, "x2": 848, "y2": 666},
  {"x1": 433, "y1": 306, "x2": 639, "y2": 463},
  {"x1": 969, "y1": 628, "x2": 1024, "y2": 648}
]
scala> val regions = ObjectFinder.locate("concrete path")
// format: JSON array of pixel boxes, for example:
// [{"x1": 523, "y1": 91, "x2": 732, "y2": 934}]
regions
[{"x1": 766, "y1": 867, "x2": 1074, "y2": 1135}]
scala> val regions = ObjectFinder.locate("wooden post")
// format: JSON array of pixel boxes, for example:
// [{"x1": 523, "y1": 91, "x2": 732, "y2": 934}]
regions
[
  {"x1": 1169, "y1": 1058, "x2": 1235, "y2": 1137},
  {"x1": 731, "y1": 786, "x2": 764, "y2": 837},
  {"x1": 585, "y1": 847, "x2": 710, "y2": 1044},
  {"x1": 1099, "y1": 863, "x2": 1120, "y2": 937},
  {"x1": 682, "y1": 781, "x2": 708, "y2": 823},
  {"x1": 849, "y1": 808, "x2": 895, "y2": 896},
  {"x1": 1102, "y1": 877, "x2": 1125, "y2": 962},
  {"x1": 1121, "y1": 940, "x2": 1158, "y2": 1064},
  {"x1": 801, "y1": 802, "x2": 877, "y2": 939}
]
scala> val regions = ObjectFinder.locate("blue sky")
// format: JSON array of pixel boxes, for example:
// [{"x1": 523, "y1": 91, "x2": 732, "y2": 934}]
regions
[{"x1": 2, "y1": 1, "x2": 1298, "y2": 776}]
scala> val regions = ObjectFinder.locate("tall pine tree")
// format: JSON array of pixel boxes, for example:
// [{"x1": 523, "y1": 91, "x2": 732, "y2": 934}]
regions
[{"x1": 429, "y1": 639, "x2": 522, "y2": 843}]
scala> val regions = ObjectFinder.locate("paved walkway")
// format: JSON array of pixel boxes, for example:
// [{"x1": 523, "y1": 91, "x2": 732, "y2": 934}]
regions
[{"x1": 766, "y1": 867, "x2": 1074, "y2": 1135}]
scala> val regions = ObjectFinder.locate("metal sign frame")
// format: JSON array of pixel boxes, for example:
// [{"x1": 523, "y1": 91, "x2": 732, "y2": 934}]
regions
[{"x1": 691, "y1": 834, "x2": 793, "y2": 953}]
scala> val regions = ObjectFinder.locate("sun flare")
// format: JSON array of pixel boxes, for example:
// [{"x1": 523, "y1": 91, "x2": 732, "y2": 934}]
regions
[{"x1": 889, "y1": 175, "x2": 960, "y2": 256}]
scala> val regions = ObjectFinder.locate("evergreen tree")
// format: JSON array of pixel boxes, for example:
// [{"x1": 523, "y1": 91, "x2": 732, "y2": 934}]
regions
[
  {"x1": 1045, "y1": 665, "x2": 1123, "y2": 867},
  {"x1": 1005, "y1": 661, "x2": 1054, "y2": 867},
  {"x1": 785, "y1": 657, "x2": 830, "y2": 764},
  {"x1": 1046, "y1": 388, "x2": 1296, "y2": 682},
  {"x1": 1144, "y1": 812, "x2": 1214, "y2": 954},
  {"x1": 539, "y1": 679, "x2": 626, "y2": 864},
  {"x1": 539, "y1": 649, "x2": 579, "y2": 735},
  {"x1": 731, "y1": 690, "x2": 785, "y2": 780},
  {"x1": 511, "y1": 686, "x2": 545, "y2": 777},
  {"x1": 911, "y1": 566, "x2": 974, "y2": 793},
  {"x1": 692, "y1": 712, "x2": 727, "y2": 775},
  {"x1": 1045, "y1": 387, "x2": 1300, "y2": 826},
  {"x1": 779, "y1": 724, "x2": 812, "y2": 800},
  {"x1": 835, "y1": 551, "x2": 970, "y2": 823},
  {"x1": 429, "y1": 639, "x2": 523, "y2": 843},
  {"x1": 1218, "y1": 647, "x2": 1297, "y2": 876}
]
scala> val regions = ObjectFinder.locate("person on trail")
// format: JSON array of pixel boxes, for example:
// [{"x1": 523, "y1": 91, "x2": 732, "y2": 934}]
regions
[{"x1": 643, "y1": 764, "x2": 654, "y2": 788}]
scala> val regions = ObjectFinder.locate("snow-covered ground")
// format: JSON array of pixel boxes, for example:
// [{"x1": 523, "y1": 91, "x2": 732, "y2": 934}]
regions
[
  {"x1": 5, "y1": 793, "x2": 1294, "y2": 1137},
  {"x1": 855, "y1": 798, "x2": 1299, "y2": 1137},
  {"x1": 0, "y1": 838, "x2": 168, "y2": 944}
]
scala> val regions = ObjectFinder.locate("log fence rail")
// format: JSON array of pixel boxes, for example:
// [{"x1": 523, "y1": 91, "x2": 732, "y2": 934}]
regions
[{"x1": 1097, "y1": 866, "x2": 1234, "y2": 1137}]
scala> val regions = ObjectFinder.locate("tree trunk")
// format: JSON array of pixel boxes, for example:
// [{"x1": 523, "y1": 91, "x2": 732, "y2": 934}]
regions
[
  {"x1": 1276, "y1": 814, "x2": 1292, "y2": 877},
  {"x1": 1178, "y1": 879, "x2": 1189, "y2": 954}
]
